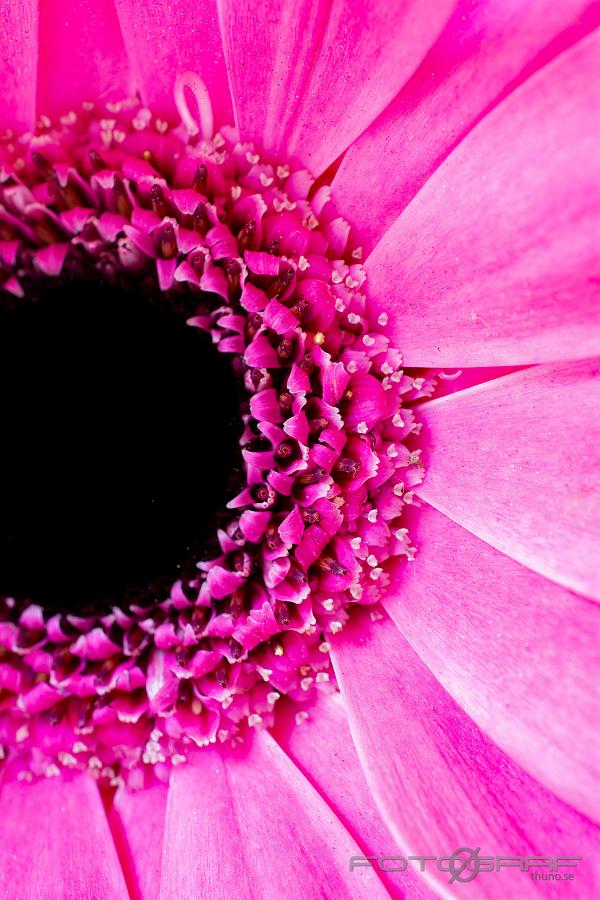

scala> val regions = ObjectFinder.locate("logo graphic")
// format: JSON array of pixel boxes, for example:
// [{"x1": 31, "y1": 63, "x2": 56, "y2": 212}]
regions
[
  {"x1": 349, "y1": 850, "x2": 582, "y2": 883},
  {"x1": 446, "y1": 847, "x2": 482, "y2": 883}
]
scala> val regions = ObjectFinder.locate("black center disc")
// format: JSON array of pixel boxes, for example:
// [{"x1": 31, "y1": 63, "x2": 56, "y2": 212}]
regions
[{"x1": 0, "y1": 281, "x2": 240, "y2": 614}]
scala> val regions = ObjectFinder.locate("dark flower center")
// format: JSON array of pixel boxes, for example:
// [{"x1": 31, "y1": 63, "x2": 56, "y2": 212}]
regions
[
  {"x1": 0, "y1": 101, "x2": 424, "y2": 781},
  {"x1": 0, "y1": 280, "x2": 239, "y2": 613}
]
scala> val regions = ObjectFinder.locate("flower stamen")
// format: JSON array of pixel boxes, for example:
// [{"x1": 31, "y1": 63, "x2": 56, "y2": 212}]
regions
[{"x1": 0, "y1": 94, "x2": 430, "y2": 786}]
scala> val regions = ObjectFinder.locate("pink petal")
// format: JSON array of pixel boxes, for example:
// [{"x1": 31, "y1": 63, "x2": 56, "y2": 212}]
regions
[
  {"x1": 278, "y1": 505, "x2": 304, "y2": 544},
  {"x1": 110, "y1": 782, "x2": 167, "y2": 900},
  {"x1": 365, "y1": 30, "x2": 600, "y2": 366},
  {"x1": 21, "y1": 681, "x2": 62, "y2": 714},
  {"x1": 34, "y1": 243, "x2": 69, "y2": 277},
  {"x1": 250, "y1": 388, "x2": 284, "y2": 424},
  {"x1": 234, "y1": 599, "x2": 281, "y2": 650},
  {"x1": 416, "y1": 360, "x2": 600, "y2": 601},
  {"x1": 37, "y1": 1, "x2": 131, "y2": 118},
  {"x1": 239, "y1": 509, "x2": 272, "y2": 543},
  {"x1": 418, "y1": 365, "x2": 527, "y2": 403},
  {"x1": 218, "y1": 0, "x2": 454, "y2": 175},
  {"x1": 332, "y1": 610, "x2": 600, "y2": 898},
  {"x1": 244, "y1": 250, "x2": 281, "y2": 276},
  {"x1": 0, "y1": 2, "x2": 38, "y2": 130},
  {"x1": 206, "y1": 564, "x2": 246, "y2": 599},
  {"x1": 385, "y1": 502, "x2": 600, "y2": 822},
  {"x1": 0, "y1": 773, "x2": 128, "y2": 898},
  {"x1": 114, "y1": 0, "x2": 233, "y2": 128},
  {"x1": 272, "y1": 692, "x2": 437, "y2": 899},
  {"x1": 263, "y1": 298, "x2": 300, "y2": 335},
  {"x1": 334, "y1": 0, "x2": 598, "y2": 253},
  {"x1": 344, "y1": 372, "x2": 391, "y2": 431},
  {"x1": 160, "y1": 732, "x2": 389, "y2": 898}
]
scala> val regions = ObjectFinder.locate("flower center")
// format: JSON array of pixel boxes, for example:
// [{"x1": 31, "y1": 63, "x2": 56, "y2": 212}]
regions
[
  {"x1": 0, "y1": 94, "x2": 428, "y2": 786},
  {"x1": 0, "y1": 280, "x2": 239, "y2": 614}
]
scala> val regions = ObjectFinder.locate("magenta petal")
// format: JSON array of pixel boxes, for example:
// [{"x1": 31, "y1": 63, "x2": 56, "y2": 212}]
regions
[
  {"x1": 250, "y1": 388, "x2": 284, "y2": 424},
  {"x1": 239, "y1": 509, "x2": 272, "y2": 543},
  {"x1": 344, "y1": 373, "x2": 390, "y2": 431},
  {"x1": 263, "y1": 298, "x2": 300, "y2": 334},
  {"x1": 0, "y1": 2, "x2": 38, "y2": 130},
  {"x1": 34, "y1": 243, "x2": 69, "y2": 277},
  {"x1": 110, "y1": 782, "x2": 167, "y2": 900},
  {"x1": 0, "y1": 773, "x2": 128, "y2": 898},
  {"x1": 206, "y1": 565, "x2": 246, "y2": 599},
  {"x1": 416, "y1": 360, "x2": 600, "y2": 601},
  {"x1": 332, "y1": 610, "x2": 600, "y2": 898},
  {"x1": 37, "y1": 1, "x2": 131, "y2": 117},
  {"x1": 278, "y1": 505, "x2": 304, "y2": 544},
  {"x1": 272, "y1": 692, "x2": 437, "y2": 899},
  {"x1": 160, "y1": 733, "x2": 389, "y2": 898},
  {"x1": 365, "y1": 30, "x2": 600, "y2": 366},
  {"x1": 334, "y1": 0, "x2": 599, "y2": 253},
  {"x1": 114, "y1": 0, "x2": 233, "y2": 128},
  {"x1": 218, "y1": 0, "x2": 454, "y2": 175},
  {"x1": 385, "y1": 503, "x2": 600, "y2": 822}
]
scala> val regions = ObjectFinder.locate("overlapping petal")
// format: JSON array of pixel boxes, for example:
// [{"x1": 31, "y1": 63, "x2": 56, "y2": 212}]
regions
[
  {"x1": 273, "y1": 692, "x2": 437, "y2": 898},
  {"x1": 415, "y1": 360, "x2": 600, "y2": 601},
  {"x1": 216, "y1": 0, "x2": 454, "y2": 174},
  {"x1": 113, "y1": 0, "x2": 233, "y2": 128},
  {"x1": 37, "y1": 0, "x2": 132, "y2": 118},
  {"x1": 110, "y1": 782, "x2": 168, "y2": 900},
  {"x1": 0, "y1": 772, "x2": 129, "y2": 899},
  {"x1": 384, "y1": 503, "x2": 600, "y2": 822},
  {"x1": 333, "y1": 0, "x2": 599, "y2": 252},
  {"x1": 365, "y1": 29, "x2": 600, "y2": 366},
  {"x1": 332, "y1": 610, "x2": 600, "y2": 898},
  {"x1": 160, "y1": 732, "x2": 389, "y2": 899},
  {"x1": 0, "y1": 1, "x2": 38, "y2": 130}
]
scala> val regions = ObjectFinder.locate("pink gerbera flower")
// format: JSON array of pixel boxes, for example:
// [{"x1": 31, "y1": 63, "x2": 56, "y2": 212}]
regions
[{"x1": 0, "y1": 1, "x2": 599, "y2": 898}]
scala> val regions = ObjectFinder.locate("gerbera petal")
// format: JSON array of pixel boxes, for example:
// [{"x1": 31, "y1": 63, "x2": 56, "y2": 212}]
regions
[
  {"x1": 333, "y1": 0, "x2": 598, "y2": 253},
  {"x1": 160, "y1": 732, "x2": 388, "y2": 898},
  {"x1": 0, "y1": 2, "x2": 38, "y2": 130},
  {"x1": 332, "y1": 610, "x2": 600, "y2": 898},
  {"x1": 412, "y1": 365, "x2": 527, "y2": 403},
  {"x1": 113, "y1": 0, "x2": 233, "y2": 128},
  {"x1": 0, "y1": 772, "x2": 129, "y2": 899},
  {"x1": 37, "y1": 0, "x2": 131, "y2": 118},
  {"x1": 384, "y1": 503, "x2": 600, "y2": 823},
  {"x1": 109, "y1": 782, "x2": 168, "y2": 900},
  {"x1": 415, "y1": 360, "x2": 600, "y2": 601},
  {"x1": 217, "y1": 0, "x2": 454, "y2": 174},
  {"x1": 365, "y1": 29, "x2": 600, "y2": 366},
  {"x1": 273, "y1": 692, "x2": 437, "y2": 898}
]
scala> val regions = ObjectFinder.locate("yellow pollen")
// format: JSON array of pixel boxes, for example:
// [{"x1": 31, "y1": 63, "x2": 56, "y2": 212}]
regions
[{"x1": 313, "y1": 332, "x2": 326, "y2": 345}]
